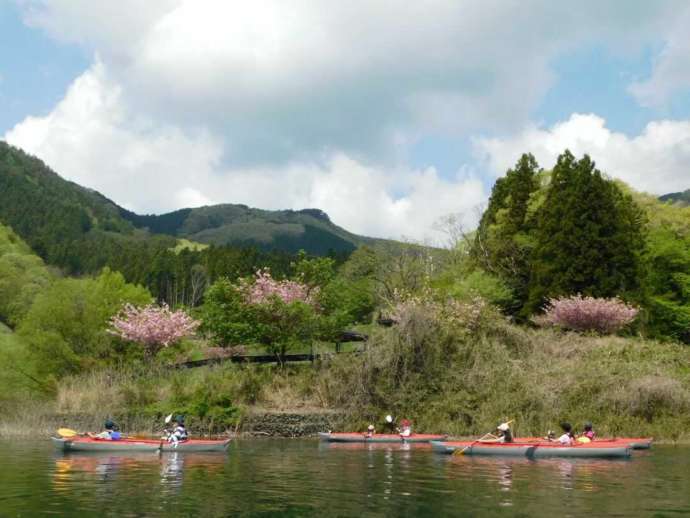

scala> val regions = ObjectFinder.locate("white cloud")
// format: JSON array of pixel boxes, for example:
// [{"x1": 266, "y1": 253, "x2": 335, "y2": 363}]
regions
[
  {"x1": 8, "y1": 0, "x2": 690, "y2": 243},
  {"x1": 629, "y1": 9, "x2": 690, "y2": 106},
  {"x1": 475, "y1": 113, "x2": 690, "y2": 195},
  {"x1": 5, "y1": 63, "x2": 485, "y2": 241},
  {"x1": 17, "y1": 0, "x2": 684, "y2": 164}
]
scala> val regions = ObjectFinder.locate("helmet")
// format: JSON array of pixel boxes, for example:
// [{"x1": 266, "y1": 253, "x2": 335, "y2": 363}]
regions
[
  {"x1": 584, "y1": 421, "x2": 593, "y2": 430},
  {"x1": 104, "y1": 419, "x2": 115, "y2": 430},
  {"x1": 175, "y1": 415, "x2": 185, "y2": 424},
  {"x1": 367, "y1": 424, "x2": 375, "y2": 431},
  {"x1": 385, "y1": 415, "x2": 393, "y2": 423}
]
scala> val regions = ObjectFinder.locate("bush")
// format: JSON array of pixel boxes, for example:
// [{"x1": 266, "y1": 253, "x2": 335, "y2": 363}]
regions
[{"x1": 537, "y1": 295, "x2": 638, "y2": 334}]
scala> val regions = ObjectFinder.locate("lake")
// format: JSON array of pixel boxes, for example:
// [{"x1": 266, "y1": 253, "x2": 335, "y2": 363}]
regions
[{"x1": 1, "y1": 439, "x2": 688, "y2": 517}]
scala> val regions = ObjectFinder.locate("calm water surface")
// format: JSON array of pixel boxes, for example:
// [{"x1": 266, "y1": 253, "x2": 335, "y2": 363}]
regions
[{"x1": 0, "y1": 439, "x2": 688, "y2": 517}]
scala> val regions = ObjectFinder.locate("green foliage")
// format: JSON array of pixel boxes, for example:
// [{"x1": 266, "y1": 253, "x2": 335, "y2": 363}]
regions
[
  {"x1": 440, "y1": 269, "x2": 515, "y2": 309},
  {"x1": 527, "y1": 151, "x2": 646, "y2": 313},
  {"x1": 18, "y1": 268, "x2": 152, "y2": 378},
  {"x1": 473, "y1": 154, "x2": 540, "y2": 313},
  {"x1": 0, "y1": 223, "x2": 53, "y2": 326}
]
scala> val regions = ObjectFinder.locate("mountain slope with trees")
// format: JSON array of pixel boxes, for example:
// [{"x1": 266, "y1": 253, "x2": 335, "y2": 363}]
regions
[
  {"x1": 660, "y1": 189, "x2": 690, "y2": 207},
  {"x1": 0, "y1": 141, "x2": 389, "y2": 265}
]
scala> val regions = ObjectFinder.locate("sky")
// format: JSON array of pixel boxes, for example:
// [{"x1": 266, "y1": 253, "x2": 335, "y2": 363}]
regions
[{"x1": 2, "y1": 1, "x2": 690, "y2": 243}]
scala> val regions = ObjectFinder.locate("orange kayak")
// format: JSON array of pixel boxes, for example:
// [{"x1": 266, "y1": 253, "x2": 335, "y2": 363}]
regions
[
  {"x1": 519, "y1": 437, "x2": 653, "y2": 449},
  {"x1": 319, "y1": 432, "x2": 447, "y2": 443}
]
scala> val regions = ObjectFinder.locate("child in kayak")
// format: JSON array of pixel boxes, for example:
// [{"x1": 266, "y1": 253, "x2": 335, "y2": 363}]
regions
[
  {"x1": 577, "y1": 422, "x2": 595, "y2": 443},
  {"x1": 90, "y1": 419, "x2": 122, "y2": 440},
  {"x1": 398, "y1": 419, "x2": 412, "y2": 438},
  {"x1": 481, "y1": 422, "x2": 514, "y2": 443},
  {"x1": 167, "y1": 416, "x2": 189, "y2": 445},
  {"x1": 553, "y1": 422, "x2": 574, "y2": 445},
  {"x1": 365, "y1": 424, "x2": 375, "y2": 438}
]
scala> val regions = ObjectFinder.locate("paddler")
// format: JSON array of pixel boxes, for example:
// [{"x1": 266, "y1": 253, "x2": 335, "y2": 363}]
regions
[
  {"x1": 397, "y1": 419, "x2": 412, "y2": 438},
  {"x1": 89, "y1": 419, "x2": 122, "y2": 440},
  {"x1": 365, "y1": 424, "x2": 375, "y2": 438},
  {"x1": 551, "y1": 422, "x2": 574, "y2": 445},
  {"x1": 481, "y1": 422, "x2": 513, "y2": 443},
  {"x1": 167, "y1": 416, "x2": 189, "y2": 445}
]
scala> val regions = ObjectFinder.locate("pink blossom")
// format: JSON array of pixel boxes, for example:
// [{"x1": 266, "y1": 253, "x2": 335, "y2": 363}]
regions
[
  {"x1": 539, "y1": 295, "x2": 638, "y2": 334},
  {"x1": 240, "y1": 269, "x2": 318, "y2": 306},
  {"x1": 108, "y1": 303, "x2": 200, "y2": 355}
]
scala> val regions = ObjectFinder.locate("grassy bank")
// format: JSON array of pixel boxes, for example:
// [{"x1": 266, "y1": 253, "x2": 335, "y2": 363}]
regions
[{"x1": 13, "y1": 302, "x2": 688, "y2": 441}]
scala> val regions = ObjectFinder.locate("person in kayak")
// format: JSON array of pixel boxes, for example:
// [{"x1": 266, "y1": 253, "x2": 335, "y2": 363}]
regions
[
  {"x1": 552, "y1": 422, "x2": 574, "y2": 445},
  {"x1": 365, "y1": 424, "x2": 375, "y2": 438},
  {"x1": 90, "y1": 419, "x2": 122, "y2": 440},
  {"x1": 397, "y1": 419, "x2": 412, "y2": 438},
  {"x1": 481, "y1": 422, "x2": 514, "y2": 443},
  {"x1": 583, "y1": 422, "x2": 595, "y2": 440},
  {"x1": 167, "y1": 416, "x2": 189, "y2": 445}
]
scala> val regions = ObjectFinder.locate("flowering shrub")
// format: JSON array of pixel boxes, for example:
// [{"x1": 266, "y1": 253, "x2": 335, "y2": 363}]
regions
[
  {"x1": 538, "y1": 295, "x2": 638, "y2": 334},
  {"x1": 239, "y1": 269, "x2": 318, "y2": 306},
  {"x1": 109, "y1": 303, "x2": 200, "y2": 356},
  {"x1": 387, "y1": 288, "x2": 488, "y2": 334}
]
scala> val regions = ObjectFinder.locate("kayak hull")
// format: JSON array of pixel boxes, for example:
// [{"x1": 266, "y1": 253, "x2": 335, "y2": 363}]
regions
[
  {"x1": 520, "y1": 437, "x2": 653, "y2": 450},
  {"x1": 319, "y1": 432, "x2": 447, "y2": 443},
  {"x1": 431, "y1": 440, "x2": 631, "y2": 459},
  {"x1": 430, "y1": 441, "x2": 533, "y2": 457},
  {"x1": 52, "y1": 437, "x2": 231, "y2": 453}
]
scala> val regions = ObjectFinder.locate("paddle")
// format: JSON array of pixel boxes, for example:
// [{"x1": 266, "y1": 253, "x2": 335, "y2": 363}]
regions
[
  {"x1": 454, "y1": 420, "x2": 514, "y2": 456},
  {"x1": 57, "y1": 427, "x2": 79, "y2": 438},
  {"x1": 159, "y1": 413, "x2": 174, "y2": 451}
]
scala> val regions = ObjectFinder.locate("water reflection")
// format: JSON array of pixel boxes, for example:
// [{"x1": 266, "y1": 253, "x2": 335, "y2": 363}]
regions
[{"x1": 0, "y1": 440, "x2": 687, "y2": 517}]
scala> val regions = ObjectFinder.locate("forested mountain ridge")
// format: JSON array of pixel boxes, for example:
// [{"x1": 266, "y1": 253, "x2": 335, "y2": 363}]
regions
[
  {"x1": 660, "y1": 189, "x2": 690, "y2": 207},
  {"x1": 121, "y1": 204, "x2": 379, "y2": 255},
  {"x1": 0, "y1": 141, "x2": 386, "y2": 260}
]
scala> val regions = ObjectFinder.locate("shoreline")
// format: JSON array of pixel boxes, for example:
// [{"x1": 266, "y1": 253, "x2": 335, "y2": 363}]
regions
[{"x1": 2, "y1": 409, "x2": 689, "y2": 444}]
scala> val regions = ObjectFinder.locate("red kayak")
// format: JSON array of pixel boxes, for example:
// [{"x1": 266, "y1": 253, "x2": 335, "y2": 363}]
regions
[
  {"x1": 319, "y1": 432, "x2": 447, "y2": 443},
  {"x1": 519, "y1": 437, "x2": 653, "y2": 450},
  {"x1": 431, "y1": 440, "x2": 631, "y2": 458},
  {"x1": 52, "y1": 436, "x2": 231, "y2": 452}
]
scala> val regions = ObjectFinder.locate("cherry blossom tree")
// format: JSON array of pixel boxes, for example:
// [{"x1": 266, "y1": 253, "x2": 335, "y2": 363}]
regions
[
  {"x1": 109, "y1": 303, "x2": 200, "y2": 356},
  {"x1": 538, "y1": 295, "x2": 638, "y2": 334},
  {"x1": 239, "y1": 268, "x2": 318, "y2": 306}
]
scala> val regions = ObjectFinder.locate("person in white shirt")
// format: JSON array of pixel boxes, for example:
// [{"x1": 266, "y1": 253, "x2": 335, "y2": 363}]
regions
[{"x1": 554, "y1": 422, "x2": 574, "y2": 445}]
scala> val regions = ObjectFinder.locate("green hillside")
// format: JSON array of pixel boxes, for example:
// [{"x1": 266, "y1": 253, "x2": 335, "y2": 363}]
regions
[
  {"x1": 660, "y1": 189, "x2": 690, "y2": 207},
  {"x1": 123, "y1": 205, "x2": 380, "y2": 255},
  {"x1": 0, "y1": 141, "x2": 387, "y2": 259}
]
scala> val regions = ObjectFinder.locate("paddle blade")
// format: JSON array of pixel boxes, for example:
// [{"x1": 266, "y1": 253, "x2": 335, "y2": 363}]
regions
[
  {"x1": 164, "y1": 413, "x2": 173, "y2": 424},
  {"x1": 57, "y1": 428, "x2": 78, "y2": 438}
]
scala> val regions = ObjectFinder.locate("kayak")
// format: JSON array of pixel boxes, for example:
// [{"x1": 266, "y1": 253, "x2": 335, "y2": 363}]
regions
[
  {"x1": 52, "y1": 436, "x2": 231, "y2": 453},
  {"x1": 520, "y1": 437, "x2": 653, "y2": 450},
  {"x1": 431, "y1": 441, "x2": 534, "y2": 457},
  {"x1": 319, "y1": 432, "x2": 447, "y2": 443},
  {"x1": 431, "y1": 440, "x2": 631, "y2": 459}
]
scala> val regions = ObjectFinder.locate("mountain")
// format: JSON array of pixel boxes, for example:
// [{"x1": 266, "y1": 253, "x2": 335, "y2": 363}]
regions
[
  {"x1": 660, "y1": 189, "x2": 690, "y2": 207},
  {"x1": 0, "y1": 142, "x2": 384, "y2": 264},
  {"x1": 120, "y1": 205, "x2": 377, "y2": 255}
]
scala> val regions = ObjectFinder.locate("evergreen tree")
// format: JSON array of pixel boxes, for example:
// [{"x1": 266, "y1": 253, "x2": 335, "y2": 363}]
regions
[
  {"x1": 473, "y1": 153, "x2": 540, "y2": 313},
  {"x1": 525, "y1": 151, "x2": 645, "y2": 314}
]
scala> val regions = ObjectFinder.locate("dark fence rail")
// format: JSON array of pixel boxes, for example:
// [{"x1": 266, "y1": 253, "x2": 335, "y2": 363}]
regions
[{"x1": 172, "y1": 330, "x2": 368, "y2": 369}]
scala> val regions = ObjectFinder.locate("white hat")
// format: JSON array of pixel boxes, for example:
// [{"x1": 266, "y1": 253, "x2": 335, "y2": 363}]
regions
[
  {"x1": 497, "y1": 423, "x2": 510, "y2": 432},
  {"x1": 385, "y1": 415, "x2": 393, "y2": 423},
  {"x1": 367, "y1": 424, "x2": 375, "y2": 431}
]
